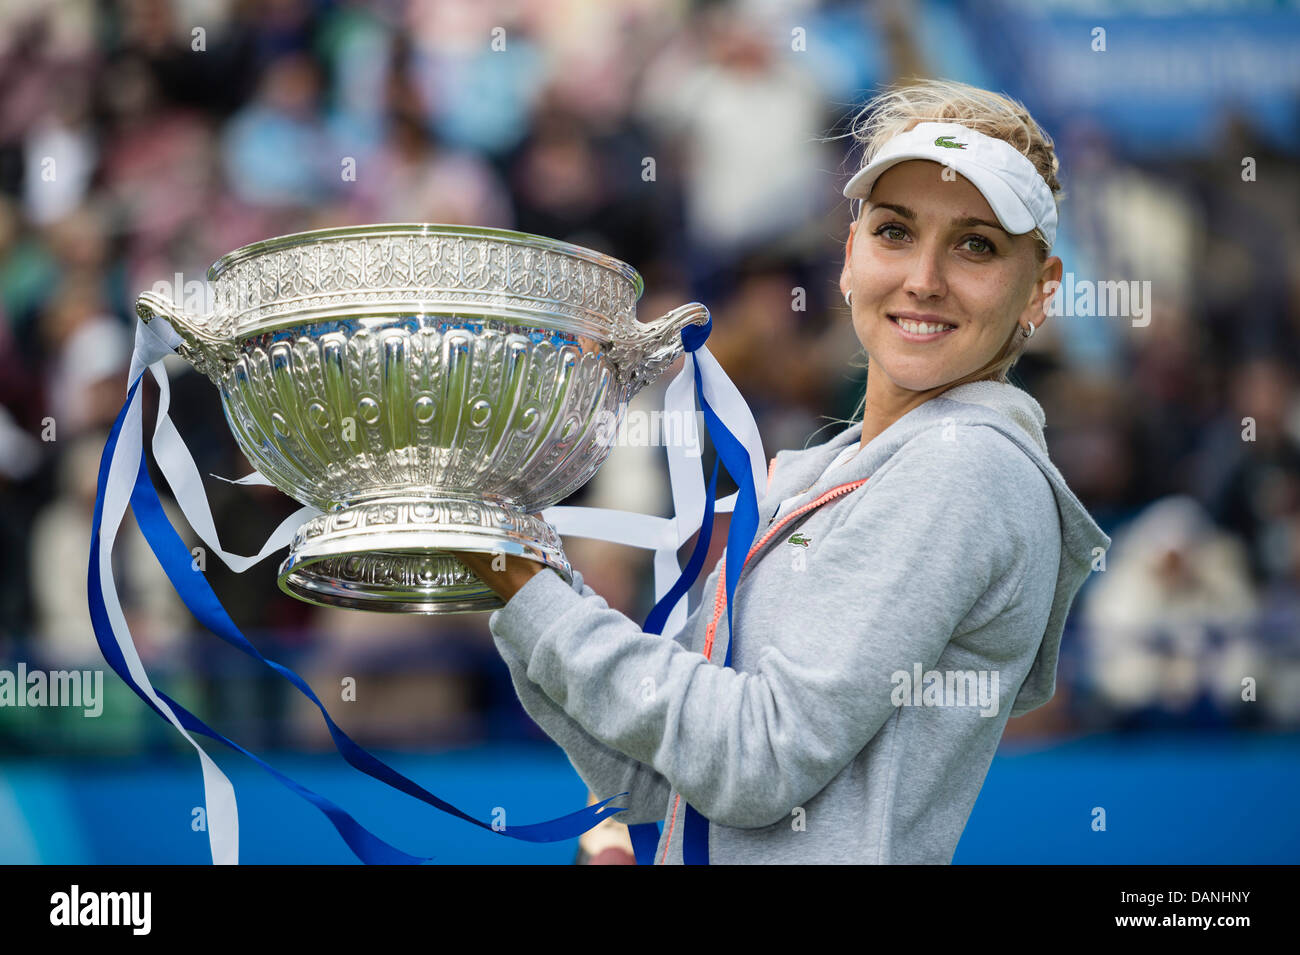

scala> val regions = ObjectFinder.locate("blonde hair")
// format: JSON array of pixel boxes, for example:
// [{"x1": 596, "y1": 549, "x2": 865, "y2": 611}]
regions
[{"x1": 832, "y1": 78, "x2": 1065, "y2": 426}]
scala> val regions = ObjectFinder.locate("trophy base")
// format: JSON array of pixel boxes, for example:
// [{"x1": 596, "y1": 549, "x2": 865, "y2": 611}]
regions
[{"x1": 276, "y1": 495, "x2": 571, "y2": 613}]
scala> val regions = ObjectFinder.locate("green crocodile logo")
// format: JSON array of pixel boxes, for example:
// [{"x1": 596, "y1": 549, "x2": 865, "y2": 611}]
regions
[
  {"x1": 787, "y1": 532, "x2": 812, "y2": 548},
  {"x1": 934, "y1": 135, "x2": 967, "y2": 149}
]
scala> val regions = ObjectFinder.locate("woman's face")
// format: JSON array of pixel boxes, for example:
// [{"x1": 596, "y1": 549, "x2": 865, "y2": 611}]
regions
[{"x1": 840, "y1": 160, "x2": 1061, "y2": 394}]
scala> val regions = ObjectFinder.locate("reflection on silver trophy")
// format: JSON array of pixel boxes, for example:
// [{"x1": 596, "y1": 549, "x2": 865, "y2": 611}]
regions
[{"x1": 136, "y1": 224, "x2": 709, "y2": 614}]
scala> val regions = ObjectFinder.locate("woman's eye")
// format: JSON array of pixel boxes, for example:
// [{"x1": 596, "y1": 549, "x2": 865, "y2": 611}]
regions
[{"x1": 873, "y1": 224, "x2": 996, "y2": 255}]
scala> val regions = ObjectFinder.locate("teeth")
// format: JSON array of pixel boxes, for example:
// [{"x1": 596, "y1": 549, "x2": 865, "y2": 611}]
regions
[{"x1": 895, "y1": 317, "x2": 953, "y2": 335}]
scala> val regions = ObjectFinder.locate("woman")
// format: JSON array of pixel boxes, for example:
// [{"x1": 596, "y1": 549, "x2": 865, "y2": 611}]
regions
[{"x1": 453, "y1": 79, "x2": 1112, "y2": 864}]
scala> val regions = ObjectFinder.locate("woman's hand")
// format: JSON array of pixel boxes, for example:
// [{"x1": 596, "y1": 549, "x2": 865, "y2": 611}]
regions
[{"x1": 450, "y1": 549, "x2": 548, "y2": 604}]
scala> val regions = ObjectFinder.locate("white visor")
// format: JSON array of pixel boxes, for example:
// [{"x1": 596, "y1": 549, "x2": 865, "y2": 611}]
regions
[{"x1": 842, "y1": 121, "x2": 1057, "y2": 252}]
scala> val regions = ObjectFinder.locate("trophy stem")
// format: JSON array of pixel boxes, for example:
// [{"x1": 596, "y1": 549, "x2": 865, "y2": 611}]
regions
[{"x1": 278, "y1": 495, "x2": 570, "y2": 613}]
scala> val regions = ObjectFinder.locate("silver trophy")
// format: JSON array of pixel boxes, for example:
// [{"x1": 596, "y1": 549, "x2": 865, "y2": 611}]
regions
[{"x1": 136, "y1": 224, "x2": 709, "y2": 613}]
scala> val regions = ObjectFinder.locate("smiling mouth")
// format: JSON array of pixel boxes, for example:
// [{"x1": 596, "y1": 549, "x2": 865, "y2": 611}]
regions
[{"x1": 889, "y1": 315, "x2": 957, "y2": 338}]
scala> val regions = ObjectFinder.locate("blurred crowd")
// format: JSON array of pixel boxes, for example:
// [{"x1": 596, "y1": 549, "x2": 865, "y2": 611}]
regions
[{"x1": 1, "y1": 0, "x2": 1298, "y2": 765}]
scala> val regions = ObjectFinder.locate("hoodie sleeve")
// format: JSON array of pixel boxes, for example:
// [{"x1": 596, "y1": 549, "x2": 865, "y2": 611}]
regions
[
  {"x1": 489, "y1": 569, "x2": 674, "y2": 825},
  {"x1": 489, "y1": 426, "x2": 1028, "y2": 829}
]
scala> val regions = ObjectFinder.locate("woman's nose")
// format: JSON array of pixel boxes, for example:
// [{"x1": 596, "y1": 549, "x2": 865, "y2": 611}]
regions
[{"x1": 901, "y1": 242, "x2": 947, "y2": 299}]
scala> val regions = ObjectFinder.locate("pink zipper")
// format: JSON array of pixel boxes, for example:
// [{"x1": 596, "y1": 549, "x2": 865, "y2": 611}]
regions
[{"x1": 659, "y1": 473, "x2": 868, "y2": 863}]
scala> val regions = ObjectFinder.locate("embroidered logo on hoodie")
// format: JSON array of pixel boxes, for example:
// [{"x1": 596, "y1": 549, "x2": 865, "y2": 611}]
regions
[{"x1": 787, "y1": 532, "x2": 812, "y2": 548}]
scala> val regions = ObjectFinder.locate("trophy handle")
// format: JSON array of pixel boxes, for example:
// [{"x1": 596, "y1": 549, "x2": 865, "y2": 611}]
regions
[
  {"x1": 610, "y1": 302, "x2": 711, "y2": 395},
  {"x1": 135, "y1": 290, "x2": 236, "y2": 379}
]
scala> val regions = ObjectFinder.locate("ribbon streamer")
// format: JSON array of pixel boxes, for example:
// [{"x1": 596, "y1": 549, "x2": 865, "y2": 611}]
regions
[
  {"x1": 94, "y1": 311, "x2": 766, "y2": 866},
  {"x1": 613, "y1": 316, "x2": 764, "y2": 865},
  {"x1": 131, "y1": 417, "x2": 627, "y2": 845},
  {"x1": 91, "y1": 319, "x2": 627, "y2": 864}
]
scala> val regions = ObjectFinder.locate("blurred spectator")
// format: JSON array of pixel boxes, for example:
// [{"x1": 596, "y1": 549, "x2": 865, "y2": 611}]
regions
[
  {"x1": 0, "y1": 196, "x2": 59, "y2": 339},
  {"x1": 96, "y1": 52, "x2": 218, "y2": 296},
  {"x1": 636, "y1": 5, "x2": 832, "y2": 298},
  {"x1": 220, "y1": 52, "x2": 337, "y2": 208},
  {"x1": 348, "y1": 111, "x2": 513, "y2": 227},
  {"x1": 404, "y1": 0, "x2": 546, "y2": 157},
  {"x1": 702, "y1": 257, "x2": 854, "y2": 452},
  {"x1": 1078, "y1": 495, "x2": 1262, "y2": 728},
  {"x1": 1036, "y1": 371, "x2": 1139, "y2": 531},
  {"x1": 1186, "y1": 112, "x2": 1300, "y2": 368},
  {"x1": 22, "y1": 71, "x2": 96, "y2": 227},
  {"x1": 1200, "y1": 356, "x2": 1300, "y2": 588},
  {"x1": 39, "y1": 274, "x2": 129, "y2": 438}
]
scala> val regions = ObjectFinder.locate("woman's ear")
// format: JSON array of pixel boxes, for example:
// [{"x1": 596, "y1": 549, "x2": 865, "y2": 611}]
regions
[
  {"x1": 840, "y1": 221, "x2": 856, "y2": 300},
  {"x1": 1022, "y1": 254, "x2": 1063, "y2": 326}
]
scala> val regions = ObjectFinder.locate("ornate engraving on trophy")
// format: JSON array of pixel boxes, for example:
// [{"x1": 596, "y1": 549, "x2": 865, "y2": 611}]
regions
[{"x1": 136, "y1": 224, "x2": 708, "y2": 614}]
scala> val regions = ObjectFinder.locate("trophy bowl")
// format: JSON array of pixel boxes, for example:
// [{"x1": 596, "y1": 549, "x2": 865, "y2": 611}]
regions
[{"x1": 136, "y1": 223, "x2": 709, "y2": 614}]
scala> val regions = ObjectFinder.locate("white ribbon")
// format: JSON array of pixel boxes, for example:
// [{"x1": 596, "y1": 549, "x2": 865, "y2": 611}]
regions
[
  {"x1": 97, "y1": 317, "x2": 240, "y2": 865},
  {"x1": 111, "y1": 316, "x2": 766, "y2": 865},
  {"x1": 543, "y1": 347, "x2": 767, "y2": 637}
]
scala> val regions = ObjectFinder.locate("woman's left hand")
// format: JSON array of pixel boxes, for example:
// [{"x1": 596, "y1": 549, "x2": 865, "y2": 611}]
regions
[{"x1": 450, "y1": 549, "x2": 548, "y2": 604}]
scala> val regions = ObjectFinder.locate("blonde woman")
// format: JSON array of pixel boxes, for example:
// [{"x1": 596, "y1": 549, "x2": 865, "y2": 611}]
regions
[{"x1": 454, "y1": 79, "x2": 1112, "y2": 864}]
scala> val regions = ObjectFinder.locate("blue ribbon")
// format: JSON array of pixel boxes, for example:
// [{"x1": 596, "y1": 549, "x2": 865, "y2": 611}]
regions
[
  {"x1": 91, "y1": 371, "x2": 627, "y2": 864},
  {"x1": 625, "y1": 316, "x2": 760, "y2": 865}
]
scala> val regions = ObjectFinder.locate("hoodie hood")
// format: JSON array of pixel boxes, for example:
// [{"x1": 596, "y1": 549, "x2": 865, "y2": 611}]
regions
[{"x1": 762, "y1": 380, "x2": 1112, "y2": 717}]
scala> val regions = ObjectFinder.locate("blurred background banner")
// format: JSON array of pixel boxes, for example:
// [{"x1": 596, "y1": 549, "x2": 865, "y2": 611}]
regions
[
  {"x1": 959, "y1": 0, "x2": 1300, "y2": 157},
  {"x1": 0, "y1": 0, "x2": 1297, "y2": 864}
]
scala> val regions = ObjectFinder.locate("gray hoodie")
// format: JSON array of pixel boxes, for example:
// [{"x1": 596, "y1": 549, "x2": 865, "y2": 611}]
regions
[{"x1": 488, "y1": 380, "x2": 1112, "y2": 864}]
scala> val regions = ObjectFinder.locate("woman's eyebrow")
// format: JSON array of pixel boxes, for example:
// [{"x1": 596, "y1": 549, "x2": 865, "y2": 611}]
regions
[{"x1": 868, "y1": 202, "x2": 1008, "y2": 235}]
